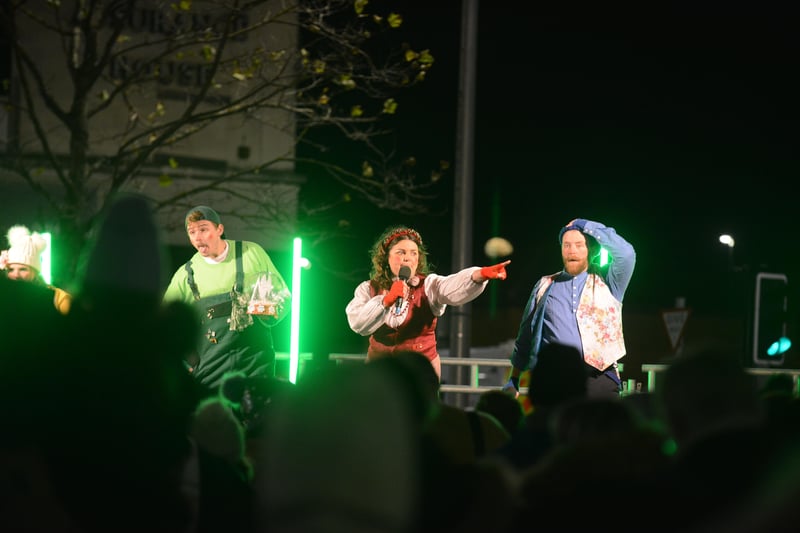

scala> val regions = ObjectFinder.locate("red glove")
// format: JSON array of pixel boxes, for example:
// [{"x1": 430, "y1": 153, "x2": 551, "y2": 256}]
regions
[
  {"x1": 480, "y1": 260, "x2": 510, "y2": 280},
  {"x1": 382, "y1": 280, "x2": 406, "y2": 308}
]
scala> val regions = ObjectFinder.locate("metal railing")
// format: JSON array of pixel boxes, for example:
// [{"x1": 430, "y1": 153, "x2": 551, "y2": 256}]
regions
[
  {"x1": 642, "y1": 363, "x2": 800, "y2": 393},
  {"x1": 284, "y1": 354, "x2": 800, "y2": 397},
  {"x1": 328, "y1": 353, "x2": 519, "y2": 395}
]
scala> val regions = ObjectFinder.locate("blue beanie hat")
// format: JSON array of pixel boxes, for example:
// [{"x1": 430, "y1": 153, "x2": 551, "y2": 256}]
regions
[{"x1": 558, "y1": 224, "x2": 580, "y2": 243}]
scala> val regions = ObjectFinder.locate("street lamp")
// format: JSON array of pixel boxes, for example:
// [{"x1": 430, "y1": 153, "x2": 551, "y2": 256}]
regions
[
  {"x1": 719, "y1": 233, "x2": 735, "y2": 271},
  {"x1": 719, "y1": 234, "x2": 735, "y2": 248}
]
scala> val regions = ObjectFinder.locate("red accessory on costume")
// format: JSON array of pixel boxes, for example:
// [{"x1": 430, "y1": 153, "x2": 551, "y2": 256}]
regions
[
  {"x1": 382, "y1": 280, "x2": 406, "y2": 308},
  {"x1": 480, "y1": 261, "x2": 510, "y2": 280},
  {"x1": 383, "y1": 228, "x2": 422, "y2": 250}
]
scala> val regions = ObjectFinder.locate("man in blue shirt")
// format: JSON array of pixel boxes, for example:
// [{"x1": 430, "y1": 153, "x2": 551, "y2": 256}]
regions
[{"x1": 505, "y1": 218, "x2": 636, "y2": 399}]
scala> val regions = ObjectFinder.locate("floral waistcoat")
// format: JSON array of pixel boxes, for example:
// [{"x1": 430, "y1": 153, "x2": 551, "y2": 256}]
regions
[{"x1": 536, "y1": 272, "x2": 626, "y2": 371}]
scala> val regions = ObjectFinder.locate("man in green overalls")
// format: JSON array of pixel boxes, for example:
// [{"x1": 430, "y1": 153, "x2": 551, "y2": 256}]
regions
[{"x1": 164, "y1": 206, "x2": 291, "y2": 398}]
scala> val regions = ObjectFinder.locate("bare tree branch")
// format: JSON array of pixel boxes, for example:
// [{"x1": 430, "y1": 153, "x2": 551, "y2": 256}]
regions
[{"x1": 0, "y1": 0, "x2": 446, "y2": 283}]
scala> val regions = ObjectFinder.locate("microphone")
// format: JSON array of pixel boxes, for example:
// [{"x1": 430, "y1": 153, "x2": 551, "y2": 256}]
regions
[{"x1": 395, "y1": 265, "x2": 411, "y2": 314}]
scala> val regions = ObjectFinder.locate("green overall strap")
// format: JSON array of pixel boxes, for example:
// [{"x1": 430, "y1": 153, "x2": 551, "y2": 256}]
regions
[
  {"x1": 185, "y1": 261, "x2": 200, "y2": 301},
  {"x1": 234, "y1": 240, "x2": 243, "y2": 293},
  {"x1": 183, "y1": 240, "x2": 244, "y2": 301}
]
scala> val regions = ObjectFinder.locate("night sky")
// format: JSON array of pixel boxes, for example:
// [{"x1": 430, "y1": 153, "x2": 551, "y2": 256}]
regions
[
  {"x1": 298, "y1": 6, "x2": 799, "y2": 356},
  {"x1": 3, "y1": 5, "x2": 795, "y2": 361}
]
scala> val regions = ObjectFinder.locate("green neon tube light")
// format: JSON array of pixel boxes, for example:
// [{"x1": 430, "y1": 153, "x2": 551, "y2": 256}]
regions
[{"x1": 289, "y1": 237, "x2": 302, "y2": 383}]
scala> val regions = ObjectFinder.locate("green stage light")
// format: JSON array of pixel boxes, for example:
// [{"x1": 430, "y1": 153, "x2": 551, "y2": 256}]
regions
[
  {"x1": 41, "y1": 232, "x2": 52, "y2": 285},
  {"x1": 289, "y1": 237, "x2": 303, "y2": 384},
  {"x1": 599, "y1": 247, "x2": 609, "y2": 267}
]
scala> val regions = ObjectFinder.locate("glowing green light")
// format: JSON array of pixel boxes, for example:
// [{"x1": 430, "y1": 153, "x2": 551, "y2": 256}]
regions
[
  {"x1": 41, "y1": 232, "x2": 52, "y2": 285},
  {"x1": 289, "y1": 237, "x2": 303, "y2": 384},
  {"x1": 599, "y1": 247, "x2": 609, "y2": 267}
]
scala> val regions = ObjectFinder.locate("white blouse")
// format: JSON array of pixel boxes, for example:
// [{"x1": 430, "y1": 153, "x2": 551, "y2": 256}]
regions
[{"x1": 345, "y1": 267, "x2": 487, "y2": 336}]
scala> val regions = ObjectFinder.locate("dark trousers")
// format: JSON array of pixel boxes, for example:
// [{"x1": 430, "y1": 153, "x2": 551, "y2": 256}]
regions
[{"x1": 586, "y1": 371, "x2": 621, "y2": 399}]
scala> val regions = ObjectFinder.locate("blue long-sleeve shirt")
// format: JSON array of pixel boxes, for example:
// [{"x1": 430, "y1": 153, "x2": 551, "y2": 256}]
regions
[{"x1": 510, "y1": 219, "x2": 636, "y2": 381}]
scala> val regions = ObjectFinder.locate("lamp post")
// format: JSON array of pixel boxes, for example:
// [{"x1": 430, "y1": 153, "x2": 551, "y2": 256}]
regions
[{"x1": 719, "y1": 233, "x2": 735, "y2": 271}]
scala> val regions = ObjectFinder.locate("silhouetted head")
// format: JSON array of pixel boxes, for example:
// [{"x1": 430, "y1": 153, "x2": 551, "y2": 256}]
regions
[{"x1": 528, "y1": 342, "x2": 588, "y2": 409}]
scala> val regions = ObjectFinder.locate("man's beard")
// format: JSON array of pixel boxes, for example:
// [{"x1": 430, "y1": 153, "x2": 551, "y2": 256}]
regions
[{"x1": 564, "y1": 259, "x2": 588, "y2": 276}]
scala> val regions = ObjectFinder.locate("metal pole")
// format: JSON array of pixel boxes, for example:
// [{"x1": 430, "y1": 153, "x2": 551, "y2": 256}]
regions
[{"x1": 450, "y1": 0, "x2": 479, "y2": 407}]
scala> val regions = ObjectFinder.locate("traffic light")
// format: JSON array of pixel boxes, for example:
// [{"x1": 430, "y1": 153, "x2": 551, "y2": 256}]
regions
[{"x1": 752, "y1": 272, "x2": 790, "y2": 366}]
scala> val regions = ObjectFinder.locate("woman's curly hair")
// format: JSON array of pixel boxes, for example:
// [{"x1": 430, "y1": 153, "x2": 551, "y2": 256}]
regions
[{"x1": 369, "y1": 225, "x2": 430, "y2": 290}]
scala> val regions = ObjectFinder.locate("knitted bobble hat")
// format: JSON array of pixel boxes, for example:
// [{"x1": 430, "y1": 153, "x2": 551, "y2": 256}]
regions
[{"x1": 4, "y1": 225, "x2": 47, "y2": 273}]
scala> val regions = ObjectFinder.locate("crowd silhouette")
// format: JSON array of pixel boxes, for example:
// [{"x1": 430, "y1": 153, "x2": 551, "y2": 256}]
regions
[{"x1": 3, "y1": 194, "x2": 800, "y2": 532}]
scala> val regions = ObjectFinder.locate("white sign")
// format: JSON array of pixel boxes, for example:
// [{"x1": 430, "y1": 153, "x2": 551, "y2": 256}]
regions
[{"x1": 662, "y1": 309, "x2": 690, "y2": 350}]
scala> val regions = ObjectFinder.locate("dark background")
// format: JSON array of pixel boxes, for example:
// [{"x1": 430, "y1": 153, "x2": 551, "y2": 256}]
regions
[
  {"x1": 5, "y1": 4, "x2": 793, "y2": 368},
  {"x1": 287, "y1": 5, "x2": 799, "y2": 368}
]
